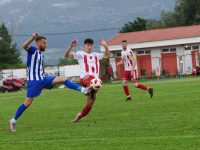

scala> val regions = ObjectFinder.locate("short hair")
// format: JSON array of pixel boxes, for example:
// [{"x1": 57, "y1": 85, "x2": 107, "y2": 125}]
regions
[
  {"x1": 36, "y1": 36, "x2": 46, "y2": 42},
  {"x1": 84, "y1": 38, "x2": 94, "y2": 45},
  {"x1": 121, "y1": 40, "x2": 127, "y2": 43}
]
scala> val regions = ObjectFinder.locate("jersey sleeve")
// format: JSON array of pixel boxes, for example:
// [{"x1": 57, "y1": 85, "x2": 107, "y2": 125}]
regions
[
  {"x1": 73, "y1": 51, "x2": 83, "y2": 60},
  {"x1": 129, "y1": 50, "x2": 135, "y2": 60},
  {"x1": 28, "y1": 46, "x2": 37, "y2": 54},
  {"x1": 96, "y1": 53, "x2": 104, "y2": 60}
]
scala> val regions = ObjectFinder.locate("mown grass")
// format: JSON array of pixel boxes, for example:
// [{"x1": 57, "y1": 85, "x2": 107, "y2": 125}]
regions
[{"x1": 0, "y1": 77, "x2": 200, "y2": 150}]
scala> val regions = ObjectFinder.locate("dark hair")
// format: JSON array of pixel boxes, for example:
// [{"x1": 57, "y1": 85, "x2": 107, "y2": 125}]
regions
[
  {"x1": 84, "y1": 38, "x2": 94, "y2": 45},
  {"x1": 36, "y1": 36, "x2": 46, "y2": 42},
  {"x1": 121, "y1": 40, "x2": 127, "y2": 43}
]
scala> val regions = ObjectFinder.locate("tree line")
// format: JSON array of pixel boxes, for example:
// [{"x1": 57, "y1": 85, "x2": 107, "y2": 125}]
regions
[{"x1": 120, "y1": 0, "x2": 200, "y2": 32}]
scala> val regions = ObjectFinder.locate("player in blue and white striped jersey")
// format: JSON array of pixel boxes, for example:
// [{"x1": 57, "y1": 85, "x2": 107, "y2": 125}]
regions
[
  {"x1": 9, "y1": 32, "x2": 92, "y2": 132},
  {"x1": 26, "y1": 45, "x2": 45, "y2": 81}
]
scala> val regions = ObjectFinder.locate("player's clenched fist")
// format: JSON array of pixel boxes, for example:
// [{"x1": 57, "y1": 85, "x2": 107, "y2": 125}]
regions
[
  {"x1": 70, "y1": 39, "x2": 78, "y2": 47},
  {"x1": 32, "y1": 32, "x2": 39, "y2": 39}
]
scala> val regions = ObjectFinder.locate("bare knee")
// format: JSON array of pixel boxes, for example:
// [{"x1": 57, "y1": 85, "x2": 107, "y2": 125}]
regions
[
  {"x1": 122, "y1": 80, "x2": 128, "y2": 86},
  {"x1": 24, "y1": 98, "x2": 33, "y2": 107},
  {"x1": 133, "y1": 82, "x2": 138, "y2": 87},
  {"x1": 52, "y1": 76, "x2": 66, "y2": 84}
]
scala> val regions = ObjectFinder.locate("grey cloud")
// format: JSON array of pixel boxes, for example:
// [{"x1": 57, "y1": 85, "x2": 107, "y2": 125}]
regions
[{"x1": 2, "y1": 0, "x2": 176, "y2": 64}]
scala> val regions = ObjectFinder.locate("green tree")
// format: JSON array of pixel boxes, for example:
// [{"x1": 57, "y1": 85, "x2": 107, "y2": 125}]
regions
[
  {"x1": 175, "y1": 0, "x2": 200, "y2": 25},
  {"x1": 120, "y1": 0, "x2": 200, "y2": 33},
  {"x1": 120, "y1": 17, "x2": 164, "y2": 33},
  {"x1": 58, "y1": 57, "x2": 78, "y2": 65},
  {"x1": 120, "y1": 17, "x2": 148, "y2": 33},
  {"x1": 161, "y1": 0, "x2": 200, "y2": 27},
  {"x1": 0, "y1": 23, "x2": 22, "y2": 69},
  {"x1": 146, "y1": 19, "x2": 164, "y2": 30},
  {"x1": 160, "y1": 11, "x2": 178, "y2": 27}
]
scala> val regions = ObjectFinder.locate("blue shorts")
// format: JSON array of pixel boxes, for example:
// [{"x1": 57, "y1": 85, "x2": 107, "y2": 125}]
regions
[{"x1": 27, "y1": 76, "x2": 56, "y2": 98}]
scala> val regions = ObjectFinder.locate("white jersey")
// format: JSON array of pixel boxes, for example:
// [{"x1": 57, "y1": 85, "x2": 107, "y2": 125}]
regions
[
  {"x1": 121, "y1": 48, "x2": 135, "y2": 71},
  {"x1": 73, "y1": 51, "x2": 104, "y2": 78}
]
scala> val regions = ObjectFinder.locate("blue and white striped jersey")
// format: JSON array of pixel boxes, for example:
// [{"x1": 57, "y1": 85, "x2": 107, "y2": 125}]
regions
[{"x1": 27, "y1": 46, "x2": 45, "y2": 81}]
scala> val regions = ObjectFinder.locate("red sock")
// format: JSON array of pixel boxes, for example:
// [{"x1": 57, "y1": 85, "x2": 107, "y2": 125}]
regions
[
  {"x1": 123, "y1": 86, "x2": 130, "y2": 97},
  {"x1": 137, "y1": 84, "x2": 148, "y2": 91},
  {"x1": 78, "y1": 105, "x2": 92, "y2": 120}
]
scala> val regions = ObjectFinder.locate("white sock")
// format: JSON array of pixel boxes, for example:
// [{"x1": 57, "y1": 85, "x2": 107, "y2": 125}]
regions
[
  {"x1": 11, "y1": 118, "x2": 16, "y2": 124},
  {"x1": 80, "y1": 87, "x2": 86, "y2": 93}
]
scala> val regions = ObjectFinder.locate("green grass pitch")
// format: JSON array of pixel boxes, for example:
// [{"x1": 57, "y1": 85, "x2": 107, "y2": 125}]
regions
[{"x1": 0, "y1": 77, "x2": 200, "y2": 150}]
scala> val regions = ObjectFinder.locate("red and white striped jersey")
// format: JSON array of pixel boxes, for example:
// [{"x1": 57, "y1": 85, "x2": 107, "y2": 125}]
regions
[
  {"x1": 73, "y1": 51, "x2": 104, "y2": 78},
  {"x1": 121, "y1": 49, "x2": 136, "y2": 71}
]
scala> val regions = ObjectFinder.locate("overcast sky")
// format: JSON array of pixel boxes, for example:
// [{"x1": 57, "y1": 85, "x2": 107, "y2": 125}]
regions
[{"x1": 0, "y1": 0, "x2": 176, "y2": 64}]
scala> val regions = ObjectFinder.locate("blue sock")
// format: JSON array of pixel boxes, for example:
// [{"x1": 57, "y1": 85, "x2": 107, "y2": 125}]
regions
[
  {"x1": 64, "y1": 80, "x2": 81, "y2": 91},
  {"x1": 13, "y1": 104, "x2": 27, "y2": 120}
]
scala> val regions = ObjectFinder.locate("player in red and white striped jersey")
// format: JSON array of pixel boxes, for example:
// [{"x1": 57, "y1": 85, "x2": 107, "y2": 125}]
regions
[
  {"x1": 117, "y1": 40, "x2": 153, "y2": 100},
  {"x1": 65, "y1": 38, "x2": 110, "y2": 122}
]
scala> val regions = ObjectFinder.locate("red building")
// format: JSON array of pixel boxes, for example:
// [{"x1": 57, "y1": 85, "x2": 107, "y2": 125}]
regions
[{"x1": 101, "y1": 25, "x2": 200, "y2": 79}]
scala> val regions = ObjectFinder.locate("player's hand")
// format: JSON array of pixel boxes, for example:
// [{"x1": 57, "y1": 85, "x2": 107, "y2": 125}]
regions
[
  {"x1": 70, "y1": 39, "x2": 78, "y2": 47},
  {"x1": 32, "y1": 32, "x2": 39, "y2": 39},
  {"x1": 117, "y1": 62, "x2": 121, "y2": 66},
  {"x1": 100, "y1": 38, "x2": 107, "y2": 47}
]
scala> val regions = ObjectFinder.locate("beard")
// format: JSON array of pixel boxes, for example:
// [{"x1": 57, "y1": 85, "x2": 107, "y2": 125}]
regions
[
  {"x1": 39, "y1": 46, "x2": 46, "y2": 51},
  {"x1": 40, "y1": 48, "x2": 45, "y2": 51}
]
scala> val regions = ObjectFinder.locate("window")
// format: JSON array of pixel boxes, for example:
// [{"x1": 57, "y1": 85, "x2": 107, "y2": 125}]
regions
[
  {"x1": 170, "y1": 48, "x2": 176, "y2": 52},
  {"x1": 137, "y1": 51, "x2": 145, "y2": 55},
  {"x1": 184, "y1": 46, "x2": 191, "y2": 50},
  {"x1": 137, "y1": 50, "x2": 151, "y2": 55},
  {"x1": 162, "y1": 48, "x2": 169, "y2": 52},
  {"x1": 162, "y1": 48, "x2": 176, "y2": 53},
  {"x1": 116, "y1": 52, "x2": 121, "y2": 57},
  {"x1": 145, "y1": 50, "x2": 151, "y2": 54},
  {"x1": 192, "y1": 45, "x2": 199, "y2": 50}
]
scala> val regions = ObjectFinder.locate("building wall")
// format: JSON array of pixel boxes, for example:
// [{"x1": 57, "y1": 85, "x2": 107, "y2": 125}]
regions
[
  {"x1": 1, "y1": 65, "x2": 82, "y2": 80},
  {"x1": 2, "y1": 69, "x2": 27, "y2": 78},
  {"x1": 183, "y1": 49, "x2": 192, "y2": 74},
  {"x1": 150, "y1": 48, "x2": 161, "y2": 76},
  {"x1": 110, "y1": 58, "x2": 117, "y2": 78},
  {"x1": 106, "y1": 36, "x2": 200, "y2": 51},
  {"x1": 191, "y1": 50, "x2": 199, "y2": 68},
  {"x1": 137, "y1": 55, "x2": 152, "y2": 76},
  {"x1": 59, "y1": 65, "x2": 81, "y2": 77},
  {"x1": 184, "y1": 53, "x2": 192, "y2": 74},
  {"x1": 109, "y1": 45, "x2": 200, "y2": 78},
  {"x1": 194, "y1": 51, "x2": 200, "y2": 67},
  {"x1": 175, "y1": 46, "x2": 182, "y2": 74},
  {"x1": 161, "y1": 52, "x2": 178, "y2": 75}
]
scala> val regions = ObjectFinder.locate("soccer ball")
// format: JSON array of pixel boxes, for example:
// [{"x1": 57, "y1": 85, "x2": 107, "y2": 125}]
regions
[{"x1": 90, "y1": 78, "x2": 102, "y2": 90}]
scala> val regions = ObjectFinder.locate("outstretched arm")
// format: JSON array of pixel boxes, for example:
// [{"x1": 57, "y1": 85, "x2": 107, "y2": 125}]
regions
[
  {"x1": 23, "y1": 32, "x2": 39, "y2": 51},
  {"x1": 100, "y1": 38, "x2": 110, "y2": 58},
  {"x1": 64, "y1": 39, "x2": 78, "y2": 58}
]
